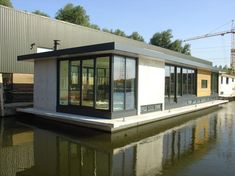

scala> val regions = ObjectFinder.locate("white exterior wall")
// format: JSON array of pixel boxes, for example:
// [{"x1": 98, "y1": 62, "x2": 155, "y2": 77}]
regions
[
  {"x1": 34, "y1": 59, "x2": 57, "y2": 111},
  {"x1": 138, "y1": 57, "x2": 165, "y2": 114},
  {"x1": 219, "y1": 75, "x2": 235, "y2": 97}
]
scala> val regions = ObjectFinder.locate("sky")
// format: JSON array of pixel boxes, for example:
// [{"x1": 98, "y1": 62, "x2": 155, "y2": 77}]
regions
[{"x1": 11, "y1": 0, "x2": 235, "y2": 66}]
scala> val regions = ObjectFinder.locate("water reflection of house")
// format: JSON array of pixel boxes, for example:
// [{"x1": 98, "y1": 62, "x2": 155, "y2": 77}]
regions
[
  {"x1": 17, "y1": 111, "x2": 218, "y2": 176},
  {"x1": 0, "y1": 120, "x2": 34, "y2": 176}
]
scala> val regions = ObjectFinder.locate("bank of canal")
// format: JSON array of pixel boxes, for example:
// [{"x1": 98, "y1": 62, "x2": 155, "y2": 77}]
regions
[{"x1": 0, "y1": 102, "x2": 235, "y2": 176}]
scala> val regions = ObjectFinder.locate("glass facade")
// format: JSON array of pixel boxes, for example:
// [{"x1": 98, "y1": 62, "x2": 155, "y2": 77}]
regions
[
  {"x1": 58, "y1": 54, "x2": 137, "y2": 117},
  {"x1": 113, "y1": 56, "x2": 137, "y2": 111},
  {"x1": 59, "y1": 57, "x2": 109, "y2": 110},
  {"x1": 165, "y1": 64, "x2": 196, "y2": 101}
]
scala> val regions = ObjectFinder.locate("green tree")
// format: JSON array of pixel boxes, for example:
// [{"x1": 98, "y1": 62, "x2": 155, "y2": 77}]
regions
[
  {"x1": 150, "y1": 29, "x2": 191, "y2": 55},
  {"x1": 128, "y1": 32, "x2": 145, "y2": 42},
  {"x1": 150, "y1": 29, "x2": 172, "y2": 48},
  {"x1": 0, "y1": 0, "x2": 13, "y2": 7},
  {"x1": 89, "y1": 24, "x2": 100, "y2": 30},
  {"x1": 32, "y1": 10, "x2": 50, "y2": 17},
  {"x1": 55, "y1": 3, "x2": 90, "y2": 26},
  {"x1": 102, "y1": 28, "x2": 111, "y2": 33},
  {"x1": 112, "y1": 29, "x2": 126, "y2": 37}
]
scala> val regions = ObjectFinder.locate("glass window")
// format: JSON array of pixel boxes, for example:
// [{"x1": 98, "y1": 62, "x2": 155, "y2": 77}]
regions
[
  {"x1": 96, "y1": 57, "x2": 110, "y2": 110},
  {"x1": 125, "y1": 58, "x2": 136, "y2": 110},
  {"x1": 69, "y1": 60, "x2": 80, "y2": 105},
  {"x1": 221, "y1": 77, "x2": 223, "y2": 84},
  {"x1": 226, "y1": 77, "x2": 229, "y2": 84},
  {"x1": 165, "y1": 65, "x2": 170, "y2": 98},
  {"x1": 113, "y1": 56, "x2": 125, "y2": 111},
  {"x1": 201, "y1": 80, "x2": 208, "y2": 88},
  {"x1": 59, "y1": 61, "x2": 69, "y2": 105},
  {"x1": 82, "y1": 59, "x2": 94, "y2": 107},
  {"x1": 182, "y1": 68, "x2": 188, "y2": 94},
  {"x1": 211, "y1": 73, "x2": 218, "y2": 94},
  {"x1": 191, "y1": 70, "x2": 195, "y2": 94},
  {"x1": 177, "y1": 67, "x2": 182, "y2": 96},
  {"x1": 170, "y1": 66, "x2": 175, "y2": 97},
  {"x1": 188, "y1": 69, "x2": 192, "y2": 94}
]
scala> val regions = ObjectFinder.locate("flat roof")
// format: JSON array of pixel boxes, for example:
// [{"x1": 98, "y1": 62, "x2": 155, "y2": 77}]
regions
[{"x1": 18, "y1": 42, "x2": 219, "y2": 71}]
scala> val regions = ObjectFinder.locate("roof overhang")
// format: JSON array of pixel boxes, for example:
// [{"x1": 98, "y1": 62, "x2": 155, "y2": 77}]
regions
[{"x1": 18, "y1": 42, "x2": 217, "y2": 72}]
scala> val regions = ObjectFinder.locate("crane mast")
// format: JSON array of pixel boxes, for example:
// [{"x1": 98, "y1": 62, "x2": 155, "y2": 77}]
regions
[{"x1": 184, "y1": 20, "x2": 235, "y2": 69}]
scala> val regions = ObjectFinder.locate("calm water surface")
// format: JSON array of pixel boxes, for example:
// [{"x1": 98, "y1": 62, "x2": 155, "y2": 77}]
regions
[{"x1": 0, "y1": 102, "x2": 235, "y2": 176}]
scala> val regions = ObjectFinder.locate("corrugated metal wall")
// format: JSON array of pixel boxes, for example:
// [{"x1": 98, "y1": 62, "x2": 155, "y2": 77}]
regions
[
  {"x1": 0, "y1": 5, "x2": 212, "y2": 74},
  {"x1": 0, "y1": 5, "x2": 146, "y2": 74}
]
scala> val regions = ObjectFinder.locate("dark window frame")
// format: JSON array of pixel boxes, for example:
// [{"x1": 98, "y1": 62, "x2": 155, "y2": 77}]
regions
[
  {"x1": 165, "y1": 64, "x2": 196, "y2": 102},
  {"x1": 57, "y1": 54, "x2": 138, "y2": 119}
]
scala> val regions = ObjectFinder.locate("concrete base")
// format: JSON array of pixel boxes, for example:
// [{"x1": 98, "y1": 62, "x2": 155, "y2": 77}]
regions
[
  {"x1": 17, "y1": 100, "x2": 228, "y2": 132},
  {"x1": 2, "y1": 102, "x2": 33, "y2": 117}
]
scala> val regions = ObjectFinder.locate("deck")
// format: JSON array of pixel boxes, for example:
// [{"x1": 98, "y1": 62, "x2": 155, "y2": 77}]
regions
[{"x1": 17, "y1": 100, "x2": 228, "y2": 132}]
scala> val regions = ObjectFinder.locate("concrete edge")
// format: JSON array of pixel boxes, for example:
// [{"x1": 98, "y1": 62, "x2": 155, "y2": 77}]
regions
[
  {"x1": 17, "y1": 100, "x2": 228, "y2": 133},
  {"x1": 110, "y1": 100, "x2": 228, "y2": 132}
]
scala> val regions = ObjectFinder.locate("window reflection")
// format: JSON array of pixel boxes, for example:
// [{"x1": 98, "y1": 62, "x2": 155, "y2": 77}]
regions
[
  {"x1": 113, "y1": 56, "x2": 137, "y2": 111},
  {"x1": 82, "y1": 59, "x2": 94, "y2": 107},
  {"x1": 125, "y1": 58, "x2": 136, "y2": 110},
  {"x1": 59, "y1": 61, "x2": 69, "y2": 105},
  {"x1": 165, "y1": 66, "x2": 170, "y2": 98},
  {"x1": 170, "y1": 66, "x2": 175, "y2": 97},
  {"x1": 96, "y1": 57, "x2": 110, "y2": 110},
  {"x1": 70, "y1": 61, "x2": 80, "y2": 105},
  {"x1": 165, "y1": 65, "x2": 196, "y2": 100},
  {"x1": 182, "y1": 68, "x2": 188, "y2": 95},
  {"x1": 113, "y1": 56, "x2": 125, "y2": 111},
  {"x1": 177, "y1": 67, "x2": 182, "y2": 96}
]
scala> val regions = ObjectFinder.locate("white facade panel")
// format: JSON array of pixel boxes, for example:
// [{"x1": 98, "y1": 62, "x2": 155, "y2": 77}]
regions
[
  {"x1": 34, "y1": 59, "x2": 57, "y2": 111},
  {"x1": 138, "y1": 57, "x2": 165, "y2": 114}
]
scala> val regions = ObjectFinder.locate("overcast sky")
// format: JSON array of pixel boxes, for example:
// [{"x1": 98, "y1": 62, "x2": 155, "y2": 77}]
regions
[{"x1": 11, "y1": 0, "x2": 235, "y2": 66}]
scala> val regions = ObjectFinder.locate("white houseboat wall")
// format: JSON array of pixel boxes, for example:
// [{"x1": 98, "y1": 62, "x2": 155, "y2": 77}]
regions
[
  {"x1": 219, "y1": 73, "x2": 235, "y2": 98},
  {"x1": 18, "y1": 42, "x2": 221, "y2": 119}
]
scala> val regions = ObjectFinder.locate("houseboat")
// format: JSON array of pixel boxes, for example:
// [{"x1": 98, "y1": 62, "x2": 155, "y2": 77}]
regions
[
  {"x1": 219, "y1": 72, "x2": 235, "y2": 100},
  {"x1": 17, "y1": 42, "x2": 228, "y2": 132}
]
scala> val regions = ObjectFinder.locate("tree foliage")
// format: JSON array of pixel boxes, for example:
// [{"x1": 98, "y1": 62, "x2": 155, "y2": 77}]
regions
[
  {"x1": 55, "y1": 3, "x2": 90, "y2": 26},
  {"x1": 128, "y1": 32, "x2": 145, "y2": 42},
  {"x1": 32, "y1": 10, "x2": 50, "y2": 17},
  {"x1": 89, "y1": 24, "x2": 100, "y2": 30},
  {"x1": 112, "y1": 29, "x2": 127, "y2": 37},
  {"x1": 0, "y1": 0, "x2": 13, "y2": 7},
  {"x1": 150, "y1": 29, "x2": 191, "y2": 55}
]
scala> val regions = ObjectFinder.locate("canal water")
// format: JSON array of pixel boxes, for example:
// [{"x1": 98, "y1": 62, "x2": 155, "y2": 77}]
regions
[{"x1": 0, "y1": 102, "x2": 235, "y2": 176}]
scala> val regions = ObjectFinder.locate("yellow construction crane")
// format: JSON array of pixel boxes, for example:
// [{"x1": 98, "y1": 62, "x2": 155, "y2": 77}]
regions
[{"x1": 184, "y1": 20, "x2": 235, "y2": 69}]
